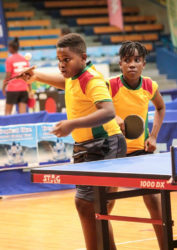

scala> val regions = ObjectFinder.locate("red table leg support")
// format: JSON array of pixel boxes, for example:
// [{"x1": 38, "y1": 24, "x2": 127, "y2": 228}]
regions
[{"x1": 95, "y1": 213, "x2": 163, "y2": 225}]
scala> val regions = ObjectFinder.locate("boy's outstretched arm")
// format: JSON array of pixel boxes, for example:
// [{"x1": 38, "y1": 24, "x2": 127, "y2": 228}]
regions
[
  {"x1": 20, "y1": 68, "x2": 65, "y2": 90},
  {"x1": 145, "y1": 90, "x2": 165, "y2": 152},
  {"x1": 52, "y1": 102, "x2": 115, "y2": 137}
]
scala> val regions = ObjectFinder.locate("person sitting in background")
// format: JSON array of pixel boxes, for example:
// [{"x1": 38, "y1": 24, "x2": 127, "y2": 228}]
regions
[
  {"x1": 2, "y1": 37, "x2": 33, "y2": 115},
  {"x1": 60, "y1": 27, "x2": 71, "y2": 37}
]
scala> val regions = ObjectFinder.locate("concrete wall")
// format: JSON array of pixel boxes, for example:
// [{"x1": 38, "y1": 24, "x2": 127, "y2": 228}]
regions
[
  {"x1": 156, "y1": 47, "x2": 177, "y2": 80},
  {"x1": 122, "y1": 0, "x2": 170, "y2": 34}
]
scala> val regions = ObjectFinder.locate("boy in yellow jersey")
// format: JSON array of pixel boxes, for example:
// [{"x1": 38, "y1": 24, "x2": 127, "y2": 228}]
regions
[
  {"x1": 107, "y1": 41, "x2": 165, "y2": 250},
  {"x1": 21, "y1": 33, "x2": 126, "y2": 250}
]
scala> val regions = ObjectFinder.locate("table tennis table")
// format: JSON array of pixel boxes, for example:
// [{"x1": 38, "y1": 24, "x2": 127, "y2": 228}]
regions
[{"x1": 31, "y1": 146, "x2": 177, "y2": 250}]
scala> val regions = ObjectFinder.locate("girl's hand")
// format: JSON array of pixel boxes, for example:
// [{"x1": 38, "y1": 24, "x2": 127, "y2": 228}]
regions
[
  {"x1": 116, "y1": 116, "x2": 125, "y2": 135},
  {"x1": 144, "y1": 135, "x2": 156, "y2": 152}
]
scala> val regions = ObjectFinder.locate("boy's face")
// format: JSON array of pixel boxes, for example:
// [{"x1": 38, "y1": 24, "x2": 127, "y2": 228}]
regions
[
  {"x1": 119, "y1": 49, "x2": 145, "y2": 83},
  {"x1": 57, "y1": 47, "x2": 87, "y2": 78}
]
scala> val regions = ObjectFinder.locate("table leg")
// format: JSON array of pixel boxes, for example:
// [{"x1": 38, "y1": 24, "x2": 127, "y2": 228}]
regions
[
  {"x1": 93, "y1": 186, "x2": 110, "y2": 250},
  {"x1": 161, "y1": 190, "x2": 174, "y2": 250}
]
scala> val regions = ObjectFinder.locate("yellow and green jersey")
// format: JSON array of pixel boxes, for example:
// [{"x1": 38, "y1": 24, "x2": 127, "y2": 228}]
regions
[
  {"x1": 107, "y1": 74, "x2": 158, "y2": 154},
  {"x1": 65, "y1": 62, "x2": 121, "y2": 143}
]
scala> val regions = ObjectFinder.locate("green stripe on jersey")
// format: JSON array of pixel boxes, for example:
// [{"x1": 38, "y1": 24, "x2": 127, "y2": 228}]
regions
[{"x1": 92, "y1": 126, "x2": 108, "y2": 139}]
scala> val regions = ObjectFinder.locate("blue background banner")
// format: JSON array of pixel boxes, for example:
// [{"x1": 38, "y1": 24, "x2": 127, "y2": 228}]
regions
[
  {"x1": 0, "y1": 0, "x2": 8, "y2": 46},
  {"x1": 0, "y1": 110, "x2": 177, "y2": 195},
  {"x1": 148, "y1": 109, "x2": 177, "y2": 152},
  {"x1": 0, "y1": 112, "x2": 74, "y2": 196}
]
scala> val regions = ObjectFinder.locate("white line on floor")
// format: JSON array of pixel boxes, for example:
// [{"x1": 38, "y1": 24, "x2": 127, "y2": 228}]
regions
[{"x1": 75, "y1": 234, "x2": 177, "y2": 249}]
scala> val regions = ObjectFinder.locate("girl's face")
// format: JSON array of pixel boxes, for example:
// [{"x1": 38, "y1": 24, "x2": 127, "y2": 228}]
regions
[
  {"x1": 8, "y1": 45, "x2": 15, "y2": 54},
  {"x1": 119, "y1": 48, "x2": 146, "y2": 86}
]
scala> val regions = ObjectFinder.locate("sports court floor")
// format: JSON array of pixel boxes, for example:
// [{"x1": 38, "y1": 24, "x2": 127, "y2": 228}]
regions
[{"x1": 0, "y1": 188, "x2": 177, "y2": 249}]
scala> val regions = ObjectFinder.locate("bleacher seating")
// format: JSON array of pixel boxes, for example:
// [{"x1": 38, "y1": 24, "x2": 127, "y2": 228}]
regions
[
  {"x1": 7, "y1": 20, "x2": 51, "y2": 30},
  {"x1": 110, "y1": 34, "x2": 158, "y2": 44},
  {"x1": 134, "y1": 24, "x2": 163, "y2": 32},
  {"x1": 0, "y1": 0, "x2": 165, "y2": 67},
  {"x1": 75, "y1": 16, "x2": 156, "y2": 26},
  {"x1": 124, "y1": 16, "x2": 156, "y2": 23},
  {"x1": 3, "y1": 2, "x2": 18, "y2": 9},
  {"x1": 59, "y1": 7, "x2": 139, "y2": 17},
  {"x1": 40, "y1": 0, "x2": 162, "y2": 53},
  {"x1": 5, "y1": 11, "x2": 35, "y2": 20},
  {"x1": 93, "y1": 26, "x2": 133, "y2": 35},
  {"x1": 0, "y1": 51, "x2": 8, "y2": 60},
  {"x1": 20, "y1": 38, "x2": 58, "y2": 49},
  {"x1": 92, "y1": 23, "x2": 163, "y2": 35},
  {"x1": 44, "y1": 0, "x2": 107, "y2": 8},
  {"x1": 9, "y1": 29, "x2": 60, "y2": 39},
  {"x1": 60, "y1": 8, "x2": 109, "y2": 16}
]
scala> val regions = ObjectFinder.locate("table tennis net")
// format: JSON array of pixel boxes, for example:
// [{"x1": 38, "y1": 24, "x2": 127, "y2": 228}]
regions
[{"x1": 171, "y1": 146, "x2": 177, "y2": 182}]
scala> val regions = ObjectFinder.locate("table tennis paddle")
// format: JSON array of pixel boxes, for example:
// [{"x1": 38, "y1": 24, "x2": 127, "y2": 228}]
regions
[
  {"x1": 28, "y1": 97, "x2": 36, "y2": 108},
  {"x1": 7, "y1": 66, "x2": 35, "y2": 81},
  {"x1": 124, "y1": 114, "x2": 144, "y2": 139}
]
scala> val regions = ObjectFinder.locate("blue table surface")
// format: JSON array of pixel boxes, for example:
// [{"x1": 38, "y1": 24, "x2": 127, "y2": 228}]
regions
[{"x1": 32, "y1": 152, "x2": 172, "y2": 177}]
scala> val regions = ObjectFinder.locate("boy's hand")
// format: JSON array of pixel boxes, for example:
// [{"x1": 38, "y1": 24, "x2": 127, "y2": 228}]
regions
[
  {"x1": 52, "y1": 120, "x2": 74, "y2": 137},
  {"x1": 144, "y1": 135, "x2": 156, "y2": 152},
  {"x1": 19, "y1": 66, "x2": 36, "y2": 83},
  {"x1": 116, "y1": 116, "x2": 125, "y2": 135}
]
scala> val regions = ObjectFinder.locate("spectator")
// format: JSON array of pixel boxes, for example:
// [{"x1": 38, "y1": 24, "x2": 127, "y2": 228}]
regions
[
  {"x1": 60, "y1": 27, "x2": 71, "y2": 37},
  {"x1": 2, "y1": 37, "x2": 32, "y2": 115}
]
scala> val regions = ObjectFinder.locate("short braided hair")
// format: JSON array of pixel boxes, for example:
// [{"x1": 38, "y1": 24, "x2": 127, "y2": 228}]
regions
[{"x1": 119, "y1": 41, "x2": 148, "y2": 59}]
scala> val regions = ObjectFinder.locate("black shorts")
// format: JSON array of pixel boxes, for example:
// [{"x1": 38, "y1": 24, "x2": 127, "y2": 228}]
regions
[
  {"x1": 126, "y1": 149, "x2": 153, "y2": 157},
  {"x1": 6, "y1": 91, "x2": 28, "y2": 105},
  {"x1": 74, "y1": 134, "x2": 127, "y2": 202}
]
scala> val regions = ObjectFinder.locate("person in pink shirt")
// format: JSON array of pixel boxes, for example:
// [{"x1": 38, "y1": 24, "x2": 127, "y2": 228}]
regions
[{"x1": 2, "y1": 37, "x2": 31, "y2": 115}]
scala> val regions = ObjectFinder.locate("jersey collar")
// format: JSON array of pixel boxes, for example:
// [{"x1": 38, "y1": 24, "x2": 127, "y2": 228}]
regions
[
  {"x1": 120, "y1": 74, "x2": 143, "y2": 90},
  {"x1": 71, "y1": 61, "x2": 93, "y2": 80}
]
